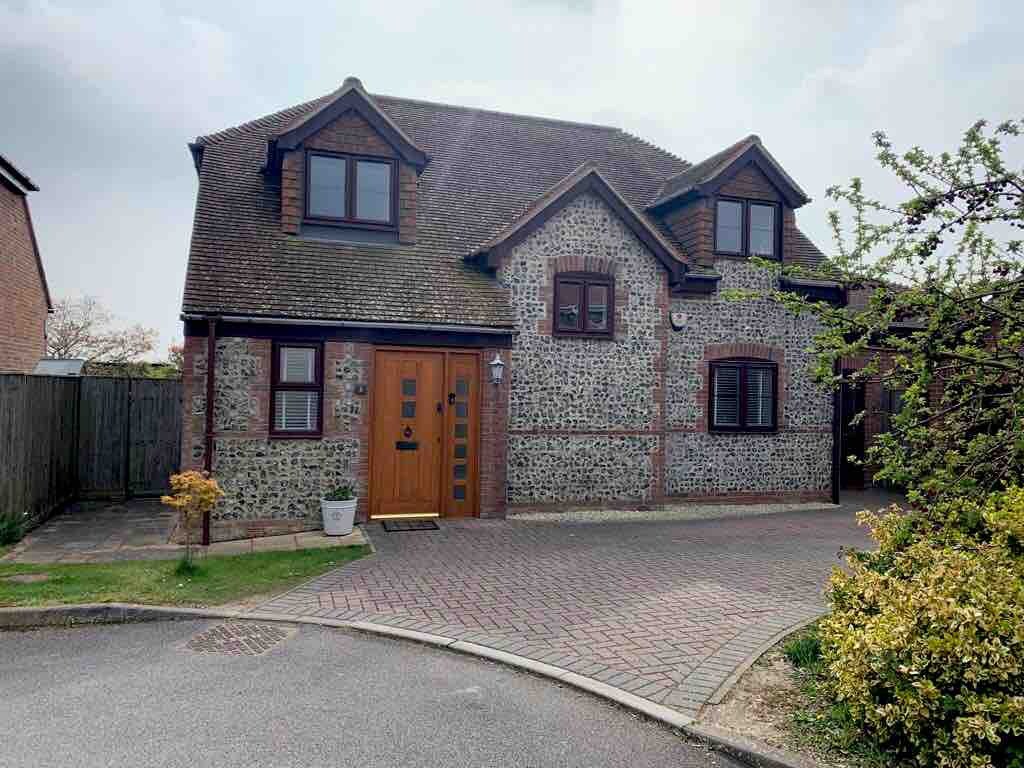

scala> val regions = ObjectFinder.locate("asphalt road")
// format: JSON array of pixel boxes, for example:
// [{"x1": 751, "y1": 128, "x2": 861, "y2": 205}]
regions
[{"x1": 0, "y1": 620, "x2": 739, "y2": 768}]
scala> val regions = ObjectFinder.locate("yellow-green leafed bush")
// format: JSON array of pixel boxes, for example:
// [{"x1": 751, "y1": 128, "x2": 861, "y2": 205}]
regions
[{"x1": 822, "y1": 493, "x2": 1024, "y2": 767}]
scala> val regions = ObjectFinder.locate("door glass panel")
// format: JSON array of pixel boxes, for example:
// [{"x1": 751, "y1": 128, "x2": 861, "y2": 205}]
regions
[
  {"x1": 453, "y1": 485, "x2": 466, "y2": 500},
  {"x1": 454, "y1": 422, "x2": 467, "y2": 438},
  {"x1": 453, "y1": 463, "x2": 466, "y2": 480},
  {"x1": 401, "y1": 401, "x2": 416, "y2": 418},
  {"x1": 455, "y1": 402, "x2": 468, "y2": 418},
  {"x1": 454, "y1": 444, "x2": 467, "y2": 459},
  {"x1": 401, "y1": 378, "x2": 416, "y2": 396},
  {"x1": 455, "y1": 378, "x2": 469, "y2": 397}
]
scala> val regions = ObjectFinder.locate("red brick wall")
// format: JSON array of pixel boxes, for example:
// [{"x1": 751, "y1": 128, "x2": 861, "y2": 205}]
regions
[
  {"x1": 479, "y1": 346, "x2": 509, "y2": 518},
  {"x1": 280, "y1": 110, "x2": 417, "y2": 243},
  {"x1": 179, "y1": 334, "x2": 205, "y2": 470},
  {"x1": 0, "y1": 185, "x2": 48, "y2": 373},
  {"x1": 839, "y1": 349, "x2": 943, "y2": 486}
]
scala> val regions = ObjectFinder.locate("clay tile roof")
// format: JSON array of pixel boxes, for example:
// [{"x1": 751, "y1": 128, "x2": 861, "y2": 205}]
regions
[
  {"x1": 183, "y1": 88, "x2": 688, "y2": 328},
  {"x1": 648, "y1": 134, "x2": 810, "y2": 210}
]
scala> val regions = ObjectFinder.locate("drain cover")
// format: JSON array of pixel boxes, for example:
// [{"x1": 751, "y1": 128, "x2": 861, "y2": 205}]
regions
[
  {"x1": 382, "y1": 519, "x2": 440, "y2": 532},
  {"x1": 186, "y1": 622, "x2": 294, "y2": 656}
]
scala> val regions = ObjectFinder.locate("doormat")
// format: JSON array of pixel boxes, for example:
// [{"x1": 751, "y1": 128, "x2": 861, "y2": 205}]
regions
[{"x1": 382, "y1": 519, "x2": 440, "y2": 532}]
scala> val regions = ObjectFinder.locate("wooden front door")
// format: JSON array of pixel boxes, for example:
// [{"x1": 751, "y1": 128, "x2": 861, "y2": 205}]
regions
[{"x1": 370, "y1": 349, "x2": 480, "y2": 519}]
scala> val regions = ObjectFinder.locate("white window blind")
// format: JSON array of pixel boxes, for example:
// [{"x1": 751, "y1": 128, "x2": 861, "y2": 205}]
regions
[
  {"x1": 713, "y1": 367, "x2": 740, "y2": 427},
  {"x1": 746, "y1": 367, "x2": 774, "y2": 427},
  {"x1": 280, "y1": 347, "x2": 315, "y2": 383},
  {"x1": 275, "y1": 391, "x2": 318, "y2": 432}
]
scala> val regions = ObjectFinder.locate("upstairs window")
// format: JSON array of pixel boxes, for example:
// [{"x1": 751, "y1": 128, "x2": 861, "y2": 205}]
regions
[
  {"x1": 306, "y1": 152, "x2": 395, "y2": 227},
  {"x1": 714, "y1": 198, "x2": 779, "y2": 259},
  {"x1": 554, "y1": 272, "x2": 614, "y2": 338},
  {"x1": 271, "y1": 343, "x2": 323, "y2": 436},
  {"x1": 709, "y1": 359, "x2": 777, "y2": 432}
]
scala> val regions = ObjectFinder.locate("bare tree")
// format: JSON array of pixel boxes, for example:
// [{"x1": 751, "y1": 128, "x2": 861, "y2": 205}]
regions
[{"x1": 46, "y1": 296, "x2": 158, "y2": 363}]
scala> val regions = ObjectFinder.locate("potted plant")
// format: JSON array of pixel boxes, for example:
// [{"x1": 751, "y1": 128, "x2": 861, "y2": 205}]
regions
[{"x1": 321, "y1": 484, "x2": 357, "y2": 536}]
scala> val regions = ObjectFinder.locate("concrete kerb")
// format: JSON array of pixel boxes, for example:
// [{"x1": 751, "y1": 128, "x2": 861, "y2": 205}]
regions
[{"x1": 0, "y1": 604, "x2": 810, "y2": 767}]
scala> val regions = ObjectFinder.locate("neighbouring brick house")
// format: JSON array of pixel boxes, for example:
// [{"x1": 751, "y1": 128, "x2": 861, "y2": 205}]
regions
[
  {"x1": 0, "y1": 154, "x2": 52, "y2": 374},
  {"x1": 180, "y1": 77, "x2": 844, "y2": 541}
]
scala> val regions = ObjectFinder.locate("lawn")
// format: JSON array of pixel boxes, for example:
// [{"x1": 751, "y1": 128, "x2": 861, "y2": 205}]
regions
[{"x1": 0, "y1": 546, "x2": 367, "y2": 608}]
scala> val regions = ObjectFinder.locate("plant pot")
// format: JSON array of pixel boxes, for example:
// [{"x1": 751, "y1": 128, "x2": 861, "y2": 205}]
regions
[{"x1": 321, "y1": 498, "x2": 357, "y2": 536}]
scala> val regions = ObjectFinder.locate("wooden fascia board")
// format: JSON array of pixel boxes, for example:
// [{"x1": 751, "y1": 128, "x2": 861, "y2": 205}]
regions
[{"x1": 273, "y1": 91, "x2": 428, "y2": 170}]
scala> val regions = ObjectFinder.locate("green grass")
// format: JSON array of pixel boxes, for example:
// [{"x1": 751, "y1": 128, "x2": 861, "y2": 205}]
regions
[
  {"x1": 780, "y1": 625, "x2": 891, "y2": 768},
  {"x1": 0, "y1": 546, "x2": 367, "y2": 608},
  {"x1": 783, "y1": 631, "x2": 822, "y2": 670}
]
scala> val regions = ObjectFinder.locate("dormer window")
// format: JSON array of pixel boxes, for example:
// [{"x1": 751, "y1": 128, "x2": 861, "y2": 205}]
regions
[
  {"x1": 714, "y1": 198, "x2": 778, "y2": 259},
  {"x1": 306, "y1": 151, "x2": 395, "y2": 228}
]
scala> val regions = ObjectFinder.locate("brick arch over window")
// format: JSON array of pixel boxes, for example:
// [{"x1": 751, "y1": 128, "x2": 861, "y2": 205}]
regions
[
  {"x1": 695, "y1": 343, "x2": 788, "y2": 432},
  {"x1": 540, "y1": 256, "x2": 628, "y2": 338}
]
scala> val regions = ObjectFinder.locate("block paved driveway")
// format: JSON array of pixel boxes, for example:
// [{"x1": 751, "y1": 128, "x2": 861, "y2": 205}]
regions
[{"x1": 259, "y1": 494, "x2": 885, "y2": 720}]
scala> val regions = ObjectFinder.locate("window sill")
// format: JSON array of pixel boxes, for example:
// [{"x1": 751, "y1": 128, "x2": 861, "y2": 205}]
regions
[
  {"x1": 708, "y1": 429, "x2": 778, "y2": 435},
  {"x1": 269, "y1": 432, "x2": 324, "y2": 440},
  {"x1": 552, "y1": 331, "x2": 615, "y2": 340}
]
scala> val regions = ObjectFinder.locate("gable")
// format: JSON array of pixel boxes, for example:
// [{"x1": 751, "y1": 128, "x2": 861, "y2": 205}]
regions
[
  {"x1": 270, "y1": 77, "x2": 427, "y2": 171},
  {"x1": 717, "y1": 163, "x2": 782, "y2": 202},
  {"x1": 467, "y1": 163, "x2": 684, "y2": 285}
]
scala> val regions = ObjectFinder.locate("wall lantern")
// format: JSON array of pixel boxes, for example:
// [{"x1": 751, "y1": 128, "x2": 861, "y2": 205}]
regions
[{"x1": 488, "y1": 353, "x2": 506, "y2": 386}]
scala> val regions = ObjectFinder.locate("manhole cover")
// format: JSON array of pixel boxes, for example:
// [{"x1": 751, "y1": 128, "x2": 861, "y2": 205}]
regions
[{"x1": 186, "y1": 622, "x2": 295, "y2": 656}]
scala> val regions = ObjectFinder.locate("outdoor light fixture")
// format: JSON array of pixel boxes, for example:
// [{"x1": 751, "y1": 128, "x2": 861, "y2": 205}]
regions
[{"x1": 488, "y1": 353, "x2": 505, "y2": 385}]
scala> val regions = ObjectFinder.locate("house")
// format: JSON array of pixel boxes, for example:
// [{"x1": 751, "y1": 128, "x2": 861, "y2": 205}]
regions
[
  {"x1": 0, "y1": 154, "x2": 52, "y2": 374},
  {"x1": 180, "y1": 77, "x2": 841, "y2": 541}
]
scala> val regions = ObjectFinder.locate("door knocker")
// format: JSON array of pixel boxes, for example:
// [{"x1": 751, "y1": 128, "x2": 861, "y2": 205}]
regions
[{"x1": 403, "y1": 425, "x2": 413, "y2": 438}]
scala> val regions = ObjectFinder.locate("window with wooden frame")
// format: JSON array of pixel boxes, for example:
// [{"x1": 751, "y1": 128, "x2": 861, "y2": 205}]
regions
[
  {"x1": 714, "y1": 197, "x2": 780, "y2": 259},
  {"x1": 709, "y1": 359, "x2": 778, "y2": 432},
  {"x1": 305, "y1": 151, "x2": 396, "y2": 228},
  {"x1": 553, "y1": 272, "x2": 614, "y2": 338},
  {"x1": 270, "y1": 342, "x2": 323, "y2": 436}
]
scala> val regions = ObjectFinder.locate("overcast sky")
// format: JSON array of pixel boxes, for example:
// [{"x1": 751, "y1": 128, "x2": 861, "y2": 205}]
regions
[{"x1": 2, "y1": 0, "x2": 1022, "y2": 357}]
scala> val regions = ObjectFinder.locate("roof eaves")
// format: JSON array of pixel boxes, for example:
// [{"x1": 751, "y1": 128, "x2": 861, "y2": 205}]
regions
[{"x1": 0, "y1": 154, "x2": 39, "y2": 194}]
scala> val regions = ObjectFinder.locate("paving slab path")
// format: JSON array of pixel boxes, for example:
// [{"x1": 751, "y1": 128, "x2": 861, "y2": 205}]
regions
[{"x1": 258, "y1": 492, "x2": 890, "y2": 719}]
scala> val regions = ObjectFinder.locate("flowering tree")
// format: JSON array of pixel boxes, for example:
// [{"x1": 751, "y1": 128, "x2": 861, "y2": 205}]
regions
[{"x1": 769, "y1": 119, "x2": 1024, "y2": 503}]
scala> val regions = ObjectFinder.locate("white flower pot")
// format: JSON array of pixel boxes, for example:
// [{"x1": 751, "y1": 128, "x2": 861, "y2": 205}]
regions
[{"x1": 321, "y1": 499, "x2": 357, "y2": 536}]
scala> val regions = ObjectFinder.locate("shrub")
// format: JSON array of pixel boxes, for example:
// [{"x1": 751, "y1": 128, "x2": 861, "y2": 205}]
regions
[
  {"x1": 821, "y1": 492, "x2": 1024, "y2": 768},
  {"x1": 0, "y1": 514, "x2": 25, "y2": 546},
  {"x1": 161, "y1": 471, "x2": 224, "y2": 564},
  {"x1": 323, "y1": 484, "x2": 356, "y2": 502}
]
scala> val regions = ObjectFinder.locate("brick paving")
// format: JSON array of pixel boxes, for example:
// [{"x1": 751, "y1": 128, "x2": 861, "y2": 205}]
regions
[{"x1": 258, "y1": 492, "x2": 891, "y2": 719}]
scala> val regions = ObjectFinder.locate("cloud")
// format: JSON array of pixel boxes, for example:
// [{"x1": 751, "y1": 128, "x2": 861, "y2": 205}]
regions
[{"x1": 1, "y1": 0, "x2": 1021, "y2": 355}]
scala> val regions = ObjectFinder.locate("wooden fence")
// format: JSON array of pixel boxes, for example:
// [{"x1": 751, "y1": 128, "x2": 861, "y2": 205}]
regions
[{"x1": 0, "y1": 375, "x2": 183, "y2": 529}]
